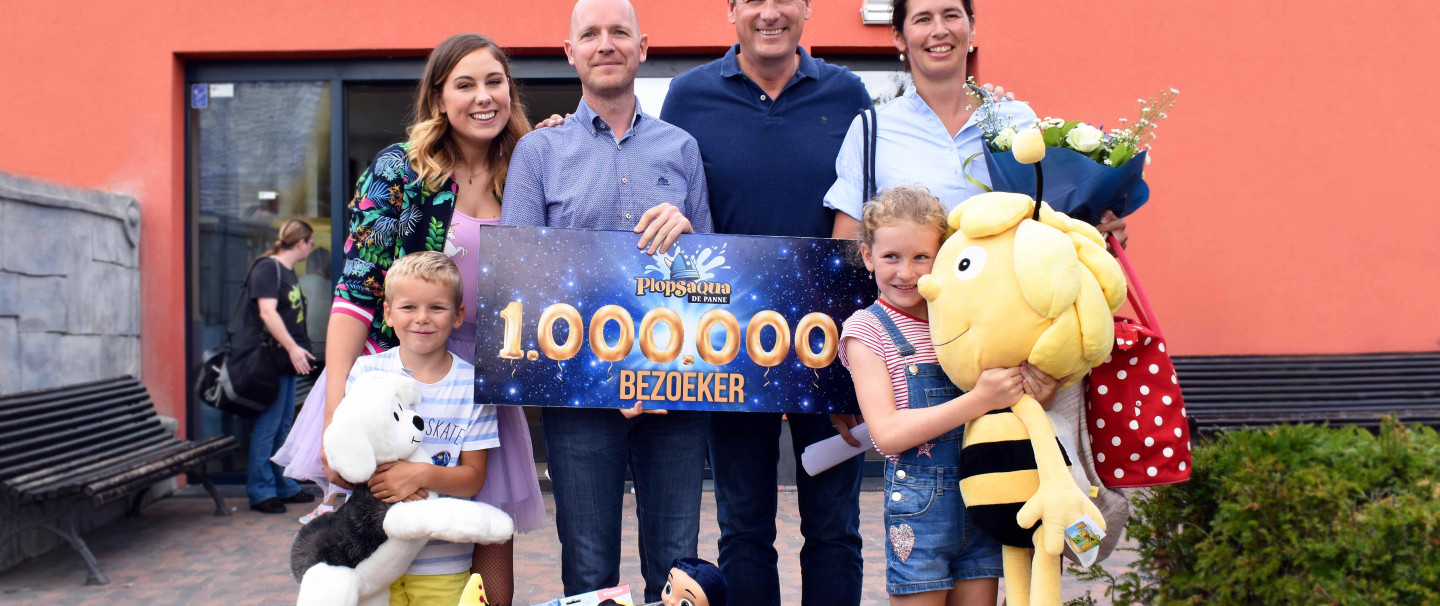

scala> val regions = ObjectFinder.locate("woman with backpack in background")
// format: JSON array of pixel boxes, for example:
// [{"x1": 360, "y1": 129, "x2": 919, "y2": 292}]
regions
[{"x1": 244, "y1": 218, "x2": 318, "y2": 514}]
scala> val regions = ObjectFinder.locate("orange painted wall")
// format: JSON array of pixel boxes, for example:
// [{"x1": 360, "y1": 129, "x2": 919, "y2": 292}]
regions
[
  {"x1": 1, "y1": 1, "x2": 1437, "y2": 433},
  {"x1": 971, "y1": 0, "x2": 1440, "y2": 357}
]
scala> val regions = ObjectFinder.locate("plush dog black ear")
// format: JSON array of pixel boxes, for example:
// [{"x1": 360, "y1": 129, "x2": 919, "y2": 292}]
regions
[{"x1": 290, "y1": 486, "x2": 391, "y2": 580}]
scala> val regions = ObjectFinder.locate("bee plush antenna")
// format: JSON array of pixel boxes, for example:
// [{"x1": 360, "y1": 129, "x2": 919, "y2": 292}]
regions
[
  {"x1": 1012, "y1": 127, "x2": 1047, "y2": 220},
  {"x1": 1032, "y1": 164, "x2": 1044, "y2": 221}
]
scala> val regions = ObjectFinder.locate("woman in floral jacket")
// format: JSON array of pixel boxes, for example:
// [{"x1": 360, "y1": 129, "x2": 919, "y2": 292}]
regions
[{"x1": 274, "y1": 33, "x2": 541, "y2": 605}]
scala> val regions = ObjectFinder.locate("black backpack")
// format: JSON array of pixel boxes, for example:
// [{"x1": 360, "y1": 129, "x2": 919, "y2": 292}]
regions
[{"x1": 196, "y1": 257, "x2": 283, "y2": 418}]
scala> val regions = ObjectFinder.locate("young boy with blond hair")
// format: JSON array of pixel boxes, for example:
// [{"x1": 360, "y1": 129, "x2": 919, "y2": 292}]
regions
[{"x1": 345, "y1": 250, "x2": 499, "y2": 604}]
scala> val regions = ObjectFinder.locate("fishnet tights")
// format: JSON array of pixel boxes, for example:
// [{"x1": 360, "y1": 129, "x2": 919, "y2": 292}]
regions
[{"x1": 471, "y1": 539, "x2": 515, "y2": 605}]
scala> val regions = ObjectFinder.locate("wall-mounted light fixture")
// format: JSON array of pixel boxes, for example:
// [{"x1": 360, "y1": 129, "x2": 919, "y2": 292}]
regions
[{"x1": 860, "y1": 0, "x2": 892, "y2": 25}]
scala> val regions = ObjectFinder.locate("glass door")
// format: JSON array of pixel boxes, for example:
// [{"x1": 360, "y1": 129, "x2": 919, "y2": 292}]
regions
[{"x1": 188, "y1": 80, "x2": 334, "y2": 474}]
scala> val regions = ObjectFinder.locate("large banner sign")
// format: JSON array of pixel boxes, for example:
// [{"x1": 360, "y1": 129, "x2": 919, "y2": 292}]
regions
[{"x1": 473, "y1": 226, "x2": 871, "y2": 414}]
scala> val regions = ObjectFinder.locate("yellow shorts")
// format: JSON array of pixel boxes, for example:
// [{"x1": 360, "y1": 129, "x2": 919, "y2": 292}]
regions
[{"x1": 388, "y1": 571, "x2": 469, "y2": 606}]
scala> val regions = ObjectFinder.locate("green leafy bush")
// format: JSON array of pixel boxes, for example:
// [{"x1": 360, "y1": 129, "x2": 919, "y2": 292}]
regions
[{"x1": 1068, "y1": 419, "x2": 1440, "y2": 605}]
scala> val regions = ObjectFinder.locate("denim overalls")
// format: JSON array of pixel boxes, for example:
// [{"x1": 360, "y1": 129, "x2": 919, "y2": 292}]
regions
[{"x1": 869, "y1": 303, "x2": 1004, "y2": 595}]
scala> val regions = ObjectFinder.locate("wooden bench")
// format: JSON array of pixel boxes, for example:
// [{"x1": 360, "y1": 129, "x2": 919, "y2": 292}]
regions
[
  {"x1": 0, "y1": 377, "x2": 237, "y2": 585},
  {"x1": 1176, "y1": 352, "x2": 1440, "y2": 433}
]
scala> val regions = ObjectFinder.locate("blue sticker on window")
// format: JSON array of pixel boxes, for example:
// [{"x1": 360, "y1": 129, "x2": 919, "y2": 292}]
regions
[{"x1": 190, "y1": 84, "x2": 208, "y2": 109}]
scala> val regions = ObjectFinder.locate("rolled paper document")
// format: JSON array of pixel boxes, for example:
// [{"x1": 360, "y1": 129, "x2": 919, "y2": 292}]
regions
[{"x1": 801, "y1": 423, "x2": 872, "y2": 476}]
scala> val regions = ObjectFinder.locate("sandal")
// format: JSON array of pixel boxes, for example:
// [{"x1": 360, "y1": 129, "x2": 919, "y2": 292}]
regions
[{"x1": 297, "y1": 502, "x2": 334, "y2": 525}]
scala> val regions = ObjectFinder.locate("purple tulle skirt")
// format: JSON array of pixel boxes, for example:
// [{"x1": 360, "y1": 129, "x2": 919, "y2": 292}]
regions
[{"x1": 272, "y1": 357, "x2": 547, "y2": 533}]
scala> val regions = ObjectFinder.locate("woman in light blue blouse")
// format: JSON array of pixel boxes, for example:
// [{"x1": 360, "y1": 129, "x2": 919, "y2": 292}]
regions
[
  {"x1": 825, "y1": 0, "x2": 1128, "y2": 245},
  {"x1": 823, "y1": 2, "x2": 1131, "y2": 601}
]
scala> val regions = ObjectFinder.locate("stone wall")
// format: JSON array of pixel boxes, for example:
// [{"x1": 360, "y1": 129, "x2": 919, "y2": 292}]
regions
[
  {"x1": 0, "y1": 171, "x2": 145, "y2": 572},
  {"x1": 0, "y1": 171, "x2": 142, "y2": 395}
]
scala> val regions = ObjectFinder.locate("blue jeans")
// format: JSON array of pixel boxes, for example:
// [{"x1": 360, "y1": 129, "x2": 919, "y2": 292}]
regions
[
  {"x1": 542, "y1": 407, "x2": 708, "y2": 603},
  {"x1": 247, "y1": 374, "x2": 303, "y2": 505},
  {"x1": 863, "y1": 301, "x2": 1002, "y2": 594},
  {"x1": 882, "y1": 376, "x2": 1003, "y2": 594},
  {"x1": 709, "y1": 411, "x2": 864, "y2": 606}
]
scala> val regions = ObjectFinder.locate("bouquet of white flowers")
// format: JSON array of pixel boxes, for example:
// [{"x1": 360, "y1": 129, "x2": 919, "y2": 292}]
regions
[
  {"x1": 973, "y1": 87, "x2": 1178, "y2": 224},
  {"x1": 990, "y1": 88, "x2": 1176, "y2": 168}
]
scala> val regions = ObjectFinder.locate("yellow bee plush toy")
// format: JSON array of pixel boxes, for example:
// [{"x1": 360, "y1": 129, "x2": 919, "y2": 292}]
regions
[{"x1": 916, "y1": 132, "x2": 1128, "y2": 605}]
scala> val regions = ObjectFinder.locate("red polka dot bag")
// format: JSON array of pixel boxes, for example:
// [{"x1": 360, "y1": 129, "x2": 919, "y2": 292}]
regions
[{"x1": 1086, "y1": 236, "x2": 1191, "y2": 487}]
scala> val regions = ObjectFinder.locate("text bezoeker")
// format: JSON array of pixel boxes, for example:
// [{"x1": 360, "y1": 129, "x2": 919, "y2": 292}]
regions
[{"x1": 618, "y1": 370, "x2": 746, "y2": 403}]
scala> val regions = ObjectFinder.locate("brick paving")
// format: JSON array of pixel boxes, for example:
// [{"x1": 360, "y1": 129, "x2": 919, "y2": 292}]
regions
[{"x1": 0, "y1": 488, "x2": 1134, "y2": 605}]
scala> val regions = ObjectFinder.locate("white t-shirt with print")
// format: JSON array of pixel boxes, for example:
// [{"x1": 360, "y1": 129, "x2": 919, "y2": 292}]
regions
[{"x1": 346, "y1": 348, "x2": 498, "y2": 576}]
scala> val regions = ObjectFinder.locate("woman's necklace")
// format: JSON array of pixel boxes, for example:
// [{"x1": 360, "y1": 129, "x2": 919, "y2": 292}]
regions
[{"x1": 457, "y1": 163, "x2": 487, "y2": 186}]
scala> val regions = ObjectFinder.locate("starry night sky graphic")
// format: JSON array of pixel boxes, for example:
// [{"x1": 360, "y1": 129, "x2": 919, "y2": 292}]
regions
[{"x1": 471, "y1": 226, "x2": 874, "y2": 414}]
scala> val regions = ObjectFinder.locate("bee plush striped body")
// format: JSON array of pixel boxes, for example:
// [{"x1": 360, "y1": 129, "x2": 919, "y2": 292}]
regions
[{"x1": 958, "y1": 407, "x2": 1073, "y2": 547}]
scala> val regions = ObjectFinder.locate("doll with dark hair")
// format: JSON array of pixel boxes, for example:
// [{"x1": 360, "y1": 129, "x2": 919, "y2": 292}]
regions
[{"x1": 660, "y1": 558, "x2": 728, "y2": 606}]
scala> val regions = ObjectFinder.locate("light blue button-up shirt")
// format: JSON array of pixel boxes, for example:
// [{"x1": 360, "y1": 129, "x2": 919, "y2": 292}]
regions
[
  {"x1": 501, "y1": 97, "x2": 713, "y2": 233},
  {"x1": 823, "y1": 88, "x2": 1037, "y2": 219}
]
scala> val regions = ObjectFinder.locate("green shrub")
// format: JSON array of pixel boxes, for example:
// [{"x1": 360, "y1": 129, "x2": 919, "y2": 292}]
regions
[{"x1": 1067, "y1": 419, "x2": 1440, "y2": 605}]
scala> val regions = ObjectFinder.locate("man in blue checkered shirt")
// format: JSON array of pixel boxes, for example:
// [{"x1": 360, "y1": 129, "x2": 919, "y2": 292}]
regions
[{"x1": 499, "y1": 0, "x2": 713, "y2": 602}]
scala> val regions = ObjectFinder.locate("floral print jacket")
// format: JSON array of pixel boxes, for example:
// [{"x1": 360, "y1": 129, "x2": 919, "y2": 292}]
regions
[{"x1": 332, "y1": 143, "x2": 456, "y2": 351}]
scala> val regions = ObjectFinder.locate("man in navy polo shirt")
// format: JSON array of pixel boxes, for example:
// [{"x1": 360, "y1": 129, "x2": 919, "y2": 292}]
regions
[{"x1": 660, "y1": 1, "x2": 870, "y2": 604}]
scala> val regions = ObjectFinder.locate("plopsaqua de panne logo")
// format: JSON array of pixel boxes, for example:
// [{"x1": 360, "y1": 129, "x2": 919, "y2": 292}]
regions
[{"x1": 634, "y1": 244, "x2": 732, "y2": 304}]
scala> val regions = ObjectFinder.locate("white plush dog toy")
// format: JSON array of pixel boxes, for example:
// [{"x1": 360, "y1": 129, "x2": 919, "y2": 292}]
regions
[{"x1": 290, "y1": 371, "x2": 514, "y2": 606}]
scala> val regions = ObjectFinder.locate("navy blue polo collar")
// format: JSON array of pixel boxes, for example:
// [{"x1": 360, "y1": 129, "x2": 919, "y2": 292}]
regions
[
  {"x1": 573, "y1": 96, "x2": 646, "y2": 136},
  {"x1": 718, "y1": 43, "x2": 819, "y2": 82}
]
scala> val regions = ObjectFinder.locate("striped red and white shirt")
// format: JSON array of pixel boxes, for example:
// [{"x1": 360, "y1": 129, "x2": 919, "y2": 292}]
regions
[{"x1": 839, "y1": 300, "x2": 941, "y2": 459}]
